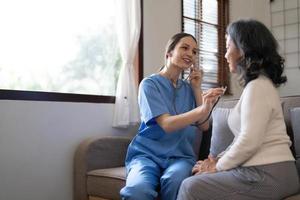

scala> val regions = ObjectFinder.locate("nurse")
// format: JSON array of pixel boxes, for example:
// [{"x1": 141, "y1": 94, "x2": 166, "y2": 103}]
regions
[{"x1": 120, "y1": 32, "x2": 224, "y2": 200}]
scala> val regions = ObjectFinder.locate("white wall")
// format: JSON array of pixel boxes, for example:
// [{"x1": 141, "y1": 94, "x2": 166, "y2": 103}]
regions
[
  {"x1": 143, "y1": 0, "x2": 182, "y2": 76},
  {"x1": 230, "y1": 0, "x2": 271, "y2": 26},
  {"x1": 0, "y1": 100, "x2": 137, "y2": 200}
]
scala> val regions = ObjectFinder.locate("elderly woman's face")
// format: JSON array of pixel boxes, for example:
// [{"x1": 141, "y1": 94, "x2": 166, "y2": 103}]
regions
[{"x1": 225, "y1": 35, "x2": 242, "y2": 73}]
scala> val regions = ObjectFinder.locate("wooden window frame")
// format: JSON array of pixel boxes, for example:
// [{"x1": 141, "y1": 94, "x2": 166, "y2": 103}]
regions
[{"x1": 181, "y1": 0, "x2": 230, "y2": 92}]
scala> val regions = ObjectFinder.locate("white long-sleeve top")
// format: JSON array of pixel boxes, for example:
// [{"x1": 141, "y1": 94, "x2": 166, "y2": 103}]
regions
[{"x1": 216, "y1": 75, "x2": 294, "y2": 171}]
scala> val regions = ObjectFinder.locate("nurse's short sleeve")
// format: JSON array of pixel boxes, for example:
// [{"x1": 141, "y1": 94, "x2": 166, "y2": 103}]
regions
[{"x1": 139, "y1": 78, "x2": 169, "y2": 125}]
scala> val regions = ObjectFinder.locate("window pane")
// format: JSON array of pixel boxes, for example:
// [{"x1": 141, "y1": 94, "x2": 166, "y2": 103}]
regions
[
  {"x1": 183, "y1": 0, "x2": 196, "y2": 19},
  {"x1": 202, "y1": 0, "x2": 218, "y2": 24},
  {"x1": 199, "y1": 24, "x2": 218, "y2": 53},
  {"x1": 0, "y1": 0, "x2": 120, "y2": 96},
  {"x1": 183, "y1": 18, "x2": 198, "y2": 36}
]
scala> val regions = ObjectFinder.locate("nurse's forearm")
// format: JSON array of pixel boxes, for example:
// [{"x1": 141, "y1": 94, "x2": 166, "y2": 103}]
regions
[
  {"x1": 192, "y1": 87, "x2": 210, "y2": 130},
  {"x1": 156, "y1": 107, "x2": 208, "y2": 133},
  {"x1": 193, "y1": 87, "x2": 203, "y2": 107}
]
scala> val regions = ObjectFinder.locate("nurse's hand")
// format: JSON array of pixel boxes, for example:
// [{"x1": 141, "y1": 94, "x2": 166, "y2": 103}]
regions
[
  {"x1": 201, "y1": 88, "x2": 224, "y2": 113},
  {"x1": 188, "y1": 66, "x2": 203, "y2": 90}
]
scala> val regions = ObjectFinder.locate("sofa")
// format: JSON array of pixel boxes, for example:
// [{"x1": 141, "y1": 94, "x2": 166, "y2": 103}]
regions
[{"x1": 74, "y1": 95, "x2": 300, "y2": 200}]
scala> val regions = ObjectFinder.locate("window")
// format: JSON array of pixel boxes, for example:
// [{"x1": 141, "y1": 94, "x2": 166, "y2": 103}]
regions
[
  {"x1": 0, "y1": 0, "x2": 143, "y2": 103},
  {"x1": 182, "y1": 0, "x2": 229, "y2": 91}
]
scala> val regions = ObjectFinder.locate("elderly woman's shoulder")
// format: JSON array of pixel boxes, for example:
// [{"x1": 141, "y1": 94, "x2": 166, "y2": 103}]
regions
[
  {"x1": 250, "y1": 75, "x2": 273, "y2": 86},
  {"x1": 246, "y1": 75, "x2": 277, "y2": 95}
]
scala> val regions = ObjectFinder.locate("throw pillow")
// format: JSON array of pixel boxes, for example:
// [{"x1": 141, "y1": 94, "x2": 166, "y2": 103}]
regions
[
  {"x1": 290, "y1": 107, "x2": 300, "y2": 156},
  {"x1": 210, "y1": 108, "x2": 234, "y2": 157},
  {"x1": 290, "y1": 107, "x2": 300, "y2": 174}
]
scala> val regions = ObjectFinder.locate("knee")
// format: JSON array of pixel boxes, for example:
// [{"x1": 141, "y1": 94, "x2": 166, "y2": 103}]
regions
[
  {"x1": 161, "y1": 171, "x2": 190, "y2": 189},
  {"x1": 120, "y1": 183, "x2": 157, "y2": 200},
  {"x1": 177, "y1": 177, "x2": 198, "y2": 200},
  {"x1": 161, "y1": 175, "x2": 183, "y2": 189},
  {"x1": 179, "y1": 177, "x2": 200, "y2": 195}
]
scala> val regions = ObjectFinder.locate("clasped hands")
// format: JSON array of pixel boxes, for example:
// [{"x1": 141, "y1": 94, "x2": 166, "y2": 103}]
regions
[{"x1": 192, "y1": 155, "x2": 218, "y2": 175}]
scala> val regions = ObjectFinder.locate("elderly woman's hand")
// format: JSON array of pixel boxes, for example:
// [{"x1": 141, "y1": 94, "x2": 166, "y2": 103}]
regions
[{"x1": 192, "y1": 155, "x2": 218, "y2": 175}]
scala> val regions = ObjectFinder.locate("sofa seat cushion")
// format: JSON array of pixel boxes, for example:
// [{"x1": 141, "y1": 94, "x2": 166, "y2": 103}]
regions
[
  {"x1": 89, "y1": 196, "x2": 110, "y2": 200},
  {"x1": 87, "y1": 167, "x2": 126, "y2": 199},
  {"x1": 283, "y1": 193, "x2": 300, "y2": 200}
]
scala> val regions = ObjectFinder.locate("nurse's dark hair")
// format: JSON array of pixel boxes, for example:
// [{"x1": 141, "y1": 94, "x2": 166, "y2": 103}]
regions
[
  {"x1": 159, "y1": 32, "x2": 197, "y2": 71},
  {"x1": 227, "y1": 19, "x2": 287, "y2": 87}
]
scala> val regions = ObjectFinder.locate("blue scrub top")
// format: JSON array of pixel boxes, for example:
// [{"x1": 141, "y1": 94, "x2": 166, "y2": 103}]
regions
[{"x1": 126, "y1": 74, "x2": 199, "y2": 168}]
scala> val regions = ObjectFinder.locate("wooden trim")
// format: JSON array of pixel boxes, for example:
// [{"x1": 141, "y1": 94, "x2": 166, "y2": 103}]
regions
[
  {"x1": 138, "y1": 0, "x2": 144, "y2": 84},
  {"x1": 217, "y1": 0, "x2": 230, "y2": 93},
  {"x1": 0, "y1": 89, "x2": 115, "y2": 103},
  {"x1": 181, "y1": 0, "x2": 184, "y2": 33},
  {"x1": 89, "y1": 196, "x2": 109, "y2": 200}
]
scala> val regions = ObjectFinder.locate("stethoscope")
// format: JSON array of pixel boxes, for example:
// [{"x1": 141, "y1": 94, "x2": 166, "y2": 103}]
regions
[{"x1": 172, "y1": 80, "x2": 226, "y2": 128}]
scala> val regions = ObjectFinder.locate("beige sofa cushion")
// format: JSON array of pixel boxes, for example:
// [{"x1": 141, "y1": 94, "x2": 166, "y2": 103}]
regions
[
  {"x1": 87, "y1": 167, "x2": 126, "y2": 200},
  {"x1": 284, "y1": 193, "x2": 300, "y2": 200},
  {"x1": 210, "y1": 108, "x2": 234, "y2": 157}
]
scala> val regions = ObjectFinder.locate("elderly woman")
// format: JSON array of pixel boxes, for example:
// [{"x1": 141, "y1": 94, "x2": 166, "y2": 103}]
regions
[{"x1": 177, "y1": 19, "x2": 300, "y2": 200}]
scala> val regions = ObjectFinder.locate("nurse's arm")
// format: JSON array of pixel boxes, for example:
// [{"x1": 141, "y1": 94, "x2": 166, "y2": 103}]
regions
[{"x1": 155, "y1": 107, "x2": 207, "y2": 133}]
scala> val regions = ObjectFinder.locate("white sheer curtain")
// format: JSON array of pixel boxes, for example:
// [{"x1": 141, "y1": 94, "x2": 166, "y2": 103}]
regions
[{"x1": 112, "y1": 0, "x2": 141, "y2": 128}]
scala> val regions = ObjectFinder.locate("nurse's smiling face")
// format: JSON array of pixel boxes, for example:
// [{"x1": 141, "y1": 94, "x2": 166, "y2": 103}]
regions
[{"x1": 168, "y1": 36, "x2": 198, "y2": 70}]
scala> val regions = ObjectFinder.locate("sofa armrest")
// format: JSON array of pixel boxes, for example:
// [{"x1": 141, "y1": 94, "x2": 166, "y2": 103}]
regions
[{"x1": 74, "y1": 136, "x2": 131, "y2": 200}]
